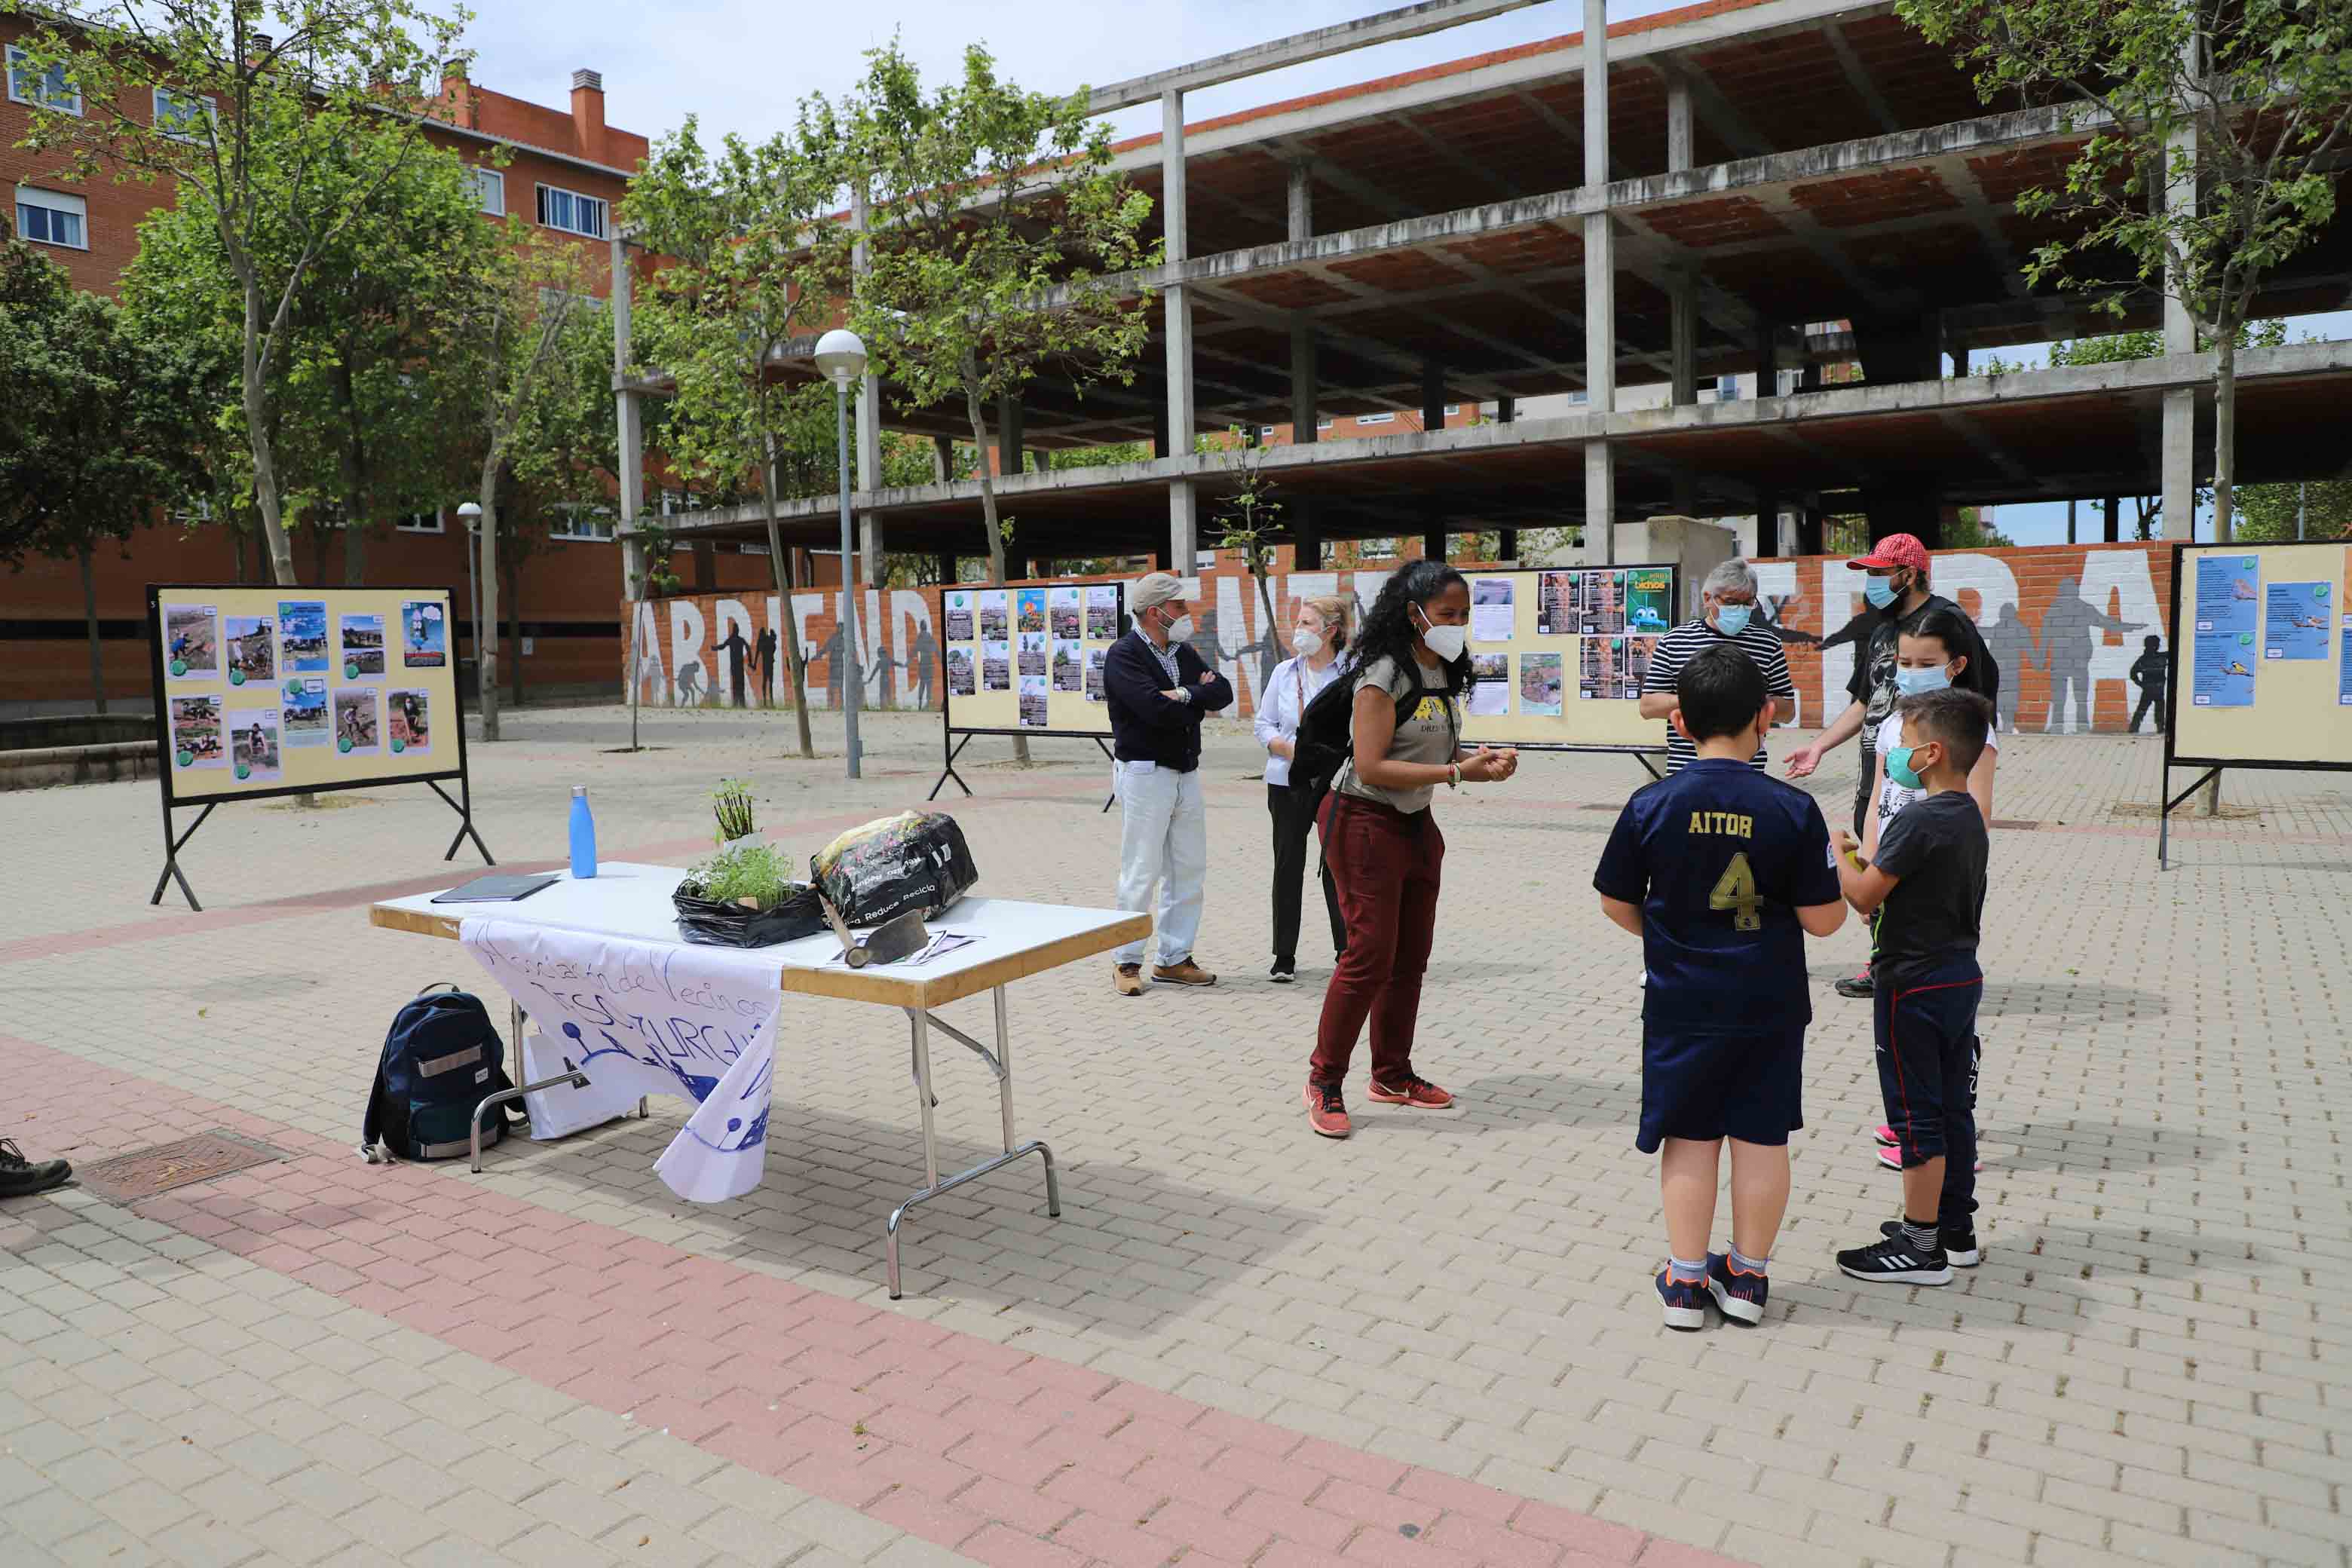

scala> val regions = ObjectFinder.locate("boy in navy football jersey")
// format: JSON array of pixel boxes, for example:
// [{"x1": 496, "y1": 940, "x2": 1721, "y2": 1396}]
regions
[{"x1": 1595, "y1": 645, "x2": 1847, "y2": 1330}]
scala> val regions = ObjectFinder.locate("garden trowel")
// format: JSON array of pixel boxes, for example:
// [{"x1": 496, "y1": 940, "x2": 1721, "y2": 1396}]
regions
[{"x1": 819, "y1": 898, "x2": 931, "y2": 968}]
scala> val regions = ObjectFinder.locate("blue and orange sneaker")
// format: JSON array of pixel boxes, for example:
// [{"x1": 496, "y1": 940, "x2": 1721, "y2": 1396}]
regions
[
  {"x1": 1705, "y1": 1253, "x2": 1768, "y2": 1325},
  {"x1": 1656, "y1": 1267, "x2": 1708, "y2": 1331}
]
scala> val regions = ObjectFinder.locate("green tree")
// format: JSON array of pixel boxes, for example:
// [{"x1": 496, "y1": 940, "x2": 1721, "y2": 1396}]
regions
[
  {"x1": 828, "y1": 38, "x2": 1159, "y2": 588},
  {"x1": 2236, "y1": 479, "x2": 2352, "y2": 541},
  {"x1": 622, "y1": 115, "x2": 845, "y2": 758},
  {"x1": 1211, "y1": 427, "x2": 1283, "y2": 678},
  {"x1": 12, "y1": 0, "x2": 468, "y2": 585},
  {"x1": 1899, "y1": 0, "x2": 2352, "y2": 541},
  {"x1": 0, "y1": 219, "x2": 208, "y2": 709}
]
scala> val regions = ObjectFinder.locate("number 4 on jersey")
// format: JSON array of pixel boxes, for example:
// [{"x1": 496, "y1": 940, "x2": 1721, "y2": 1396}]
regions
[{"x1": 1708, "y1": 851, "x2": 1762, "y2": 931}]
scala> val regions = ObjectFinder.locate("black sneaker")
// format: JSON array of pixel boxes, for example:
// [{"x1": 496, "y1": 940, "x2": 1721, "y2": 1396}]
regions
[
  {"x1": 1834, "y1": 966, "x2": 1875, "y2": 999},
  {"x1": 1656, "y1": 1268, "x2": 1708, "y2": 1331},
  {"x1": 1837, "y1": 1233, "x2": 1952, "y2": 1285},
  {"x1": 1705, "y1": 1253, "x2": 1768, "y2": 1325},
  {"x1": 1269, "y1": 960, "x2": 1295, "y2": 985},
  {"x1": 0, "y1": 1139, "x2": 72, "y2": 1199},
  {"x1": 1879, "y1": 1220, "x2": 1980, "y2": 1266}
]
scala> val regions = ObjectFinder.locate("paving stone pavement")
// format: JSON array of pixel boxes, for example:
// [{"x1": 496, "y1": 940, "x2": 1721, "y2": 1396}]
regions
[{"x1": 3, "y1": 704, "x2": 2347, "y2": 1568}]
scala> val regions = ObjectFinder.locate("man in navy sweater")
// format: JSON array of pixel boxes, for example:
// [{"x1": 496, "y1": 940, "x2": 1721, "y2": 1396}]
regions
[{"x1": 1105, "y1": 572, "x2": 1234, "y2": 996}]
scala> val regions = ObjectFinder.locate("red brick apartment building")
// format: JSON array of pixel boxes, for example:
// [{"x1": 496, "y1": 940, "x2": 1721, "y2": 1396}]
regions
[{"x1": 1, "y1": 23, "x2": 782, "y2": 711}]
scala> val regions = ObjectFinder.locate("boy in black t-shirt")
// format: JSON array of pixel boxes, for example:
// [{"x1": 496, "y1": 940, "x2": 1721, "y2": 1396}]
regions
[
  {"x1": 1831, "y1": 687, "x2": 1993, "y2": 1285},
  {"x1": 1596, "y1": 646, "x2": 1847, "y2": 1330}
]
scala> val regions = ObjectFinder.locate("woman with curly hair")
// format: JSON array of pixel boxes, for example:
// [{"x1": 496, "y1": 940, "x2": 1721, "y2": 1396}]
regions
[{"x1": 1305, "y1": 561, "x2": 1517, "y2": 1138}]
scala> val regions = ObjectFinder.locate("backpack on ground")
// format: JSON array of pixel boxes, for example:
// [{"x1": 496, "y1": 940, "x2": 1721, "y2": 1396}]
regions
[
  {"x1": 1288, "y1": 658, "x2": 1425, "y2": 811},
  {"x1": 360, "y1": 983, "x2": 516, "y2": 1162}
]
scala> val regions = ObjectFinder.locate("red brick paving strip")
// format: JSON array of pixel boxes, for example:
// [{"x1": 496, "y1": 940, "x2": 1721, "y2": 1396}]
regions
[{"x1": 0, "y1": 1029, "x2": 1747, "y2": 1568}]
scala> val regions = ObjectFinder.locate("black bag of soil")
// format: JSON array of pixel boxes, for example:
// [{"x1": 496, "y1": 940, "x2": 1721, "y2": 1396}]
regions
[{"x1": 811, "y1": 811, "x2": 978, "y2": 926}]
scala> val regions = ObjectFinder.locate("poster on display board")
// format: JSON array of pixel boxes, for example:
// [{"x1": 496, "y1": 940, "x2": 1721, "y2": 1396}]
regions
[
  {"x1": 933, "y1": 578, "x2": 1127, "y2": 800},
  {"x1": 1453, "y1": 564, "x2": 1678, "y2": 752},
  {"x1": 145, "y1": 584, "x2": 488, "y2": 910}
]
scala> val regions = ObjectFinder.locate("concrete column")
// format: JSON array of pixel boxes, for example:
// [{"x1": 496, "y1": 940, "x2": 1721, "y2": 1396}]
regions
[
  {"x1": 996, "y1": 394, "x2": 1025, "y2": 479},
  {"x1": 1287, "y1": 161, "x2": 1312, "y2": 242},
  {"x1": 1755, "y1": 326, "x2": 1777, "y2": 399},
  {"x1": 1169, "y1": 478, "x2": 1198, "y2": 568},
  {"x1": 932, "y1": 434, "x2": 954, "y2": 482},
  {"x1": 1499, "y1": 528, "x2": 1519, "y2": 560},
  {"x1": 1162, "y1": 88, "x2": 1198, "y2": 567},
  {"x1": 1665, "y1": 70, "x2": 1693, "y2": 175},
  {"x1": 1583, "y1": 0, "x2": 1615, "y2": 566},
  {"x1": 2162, "y1": 79, "x2": 2198, "y2": 541},
  {"x1": 1796, "y1": 509, "x2": 1824, "y2": 557},
  {"x1": 1423, "y1": 525, "x2": 1447, "y2": 564},
  {"x1": 1755, "y1": 488, "x2": 1781, "y2": 557},
  {"x1": 2103, "y1": 494, "x2": 2121, "y2": 543},
  {"x1": 1496, "y1": 396, "x2": 1516, "y2": 424},
  {"x1": 1421, "y1": 363, "x2": 1447, "y2": 434},
  {"x1": 1669, "y1": 270, "x2": 1697, "y2": 406},
  {"x1": 1294, "y1": 497, "x2": 1323, "y2": 571},
  {"x1": 935, "y1": 551, "x2": 957, "y2": 586},
  {"x1": 1291, "y1": 317, "x2": 1318, "y2": 443}
]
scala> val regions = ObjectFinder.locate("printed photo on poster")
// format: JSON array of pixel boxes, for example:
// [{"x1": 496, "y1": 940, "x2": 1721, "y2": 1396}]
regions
[
  {"x1": 387, "y1": 688, "x2": 432, "y2": 755},
  {"x1": 1623, "y1": 635, "x2": 1656, "y2": 694},
  {"x1": 339, "y1": 613, "x2": 386, "y2": 678},
  {"x1": 1521, "y1": 652, "x2": 1564, "y2": 715},
  {"x1": 2194, "y1": 554, "x2": 2259, "y2": 634},
  {"x1": 2264, "y1": 580, "x2": 2330, "y2": 660},
  {"x1": 230, "y1": 708, "x2": 280, "y2": 782},
  {"x1": 169, "y1": 694, "x2": 225, "y2": 769},
  {"x1": 944, "y1": 591, "x2": 974, "y2": 642},
  {"x1": 223, "y1": 614, "x2": 275, "y2": 686},
  {"x1": 278, "y1": 600, "x2": 329, "y2": 673},
  {"x1": 1086, "y1": 584, "x2": 1119, "y2": 640},
  {"x1": 1625, "y1": 570, "x2": 1673, "y2": 633},
  {"x1": 1017, "y1": 630, "x2": 1048, "y2": 676},
  {"x1": 400, "y1": 601, "x2": 447, "y2": 668},
  {"x1": 1470, "y1": 577, "x2": 1516, "y2": 645},
  {"x1": 1051, "y1": 640, "x2": 1083, "y2": 691},
  {"x1": 1580, "y1": 569, "x2": 1625, "y2": 635},
  {"x1": 1468, "y1": 653, "x2": 1509, "y2": 716},
  {"x1": 164, "y1": 604, "x2": 219, "y2": 680},
  {"x1": 1536, "y1": 571, "x2": 1576, "y2": 636},
  {"x1": 333, "y1": 688, "x2": 381, "y2": 755},
  {"x1": 1579, "y1": 635, "x2": 1612, "y2": 699},
  {"x1": 946, "y1": 647, "x2": 975, "y2": 696},
  {"x1": 982, "y1": 640, "x2": 1011, "y2": 690},
  {"x1": 2341, "y1": 628, "x2": 2352, "y2": 706},
  {"x1": 1018, "y1": 675, "x2": 1050, "y2": 728},
  {"x1": 1049, "y1": 586, "x2": 1082, "y2": 640},
  {"x1": 2191, "y1": 630, "x2": 2256, "y2": 707},
  {"x1": 281, "y1": 678, "x2": 329, "y2": 746},
  {"x1": 1015, "y1": 587, "x2": 1046, "y2": 634},
  {"x1": 1085, "y1": 648, "x2": 1107, "y2": 702},
  {"x1": 978, "y1": 590, "x2": 1009, "y2": 642}
]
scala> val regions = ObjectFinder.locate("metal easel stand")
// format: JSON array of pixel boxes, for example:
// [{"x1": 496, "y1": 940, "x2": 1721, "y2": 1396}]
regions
[
  {"x1": 428, "y1": 774, "x2": 496, "y2": 865},
  {"x1": 2156, "y1": 765, "x2": 2222, "y2": 871},
  {"x1": 150, "y1": 801, "x2": 217, "y2": 910},
  {"x1": 468, "y1": 1000, "x2": 650, "y2": 1173},
  {"x1": 887, "y1": 985, "x2": 1061, "y2": 1299}
]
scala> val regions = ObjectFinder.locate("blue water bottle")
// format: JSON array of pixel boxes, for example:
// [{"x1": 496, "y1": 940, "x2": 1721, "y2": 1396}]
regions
[{"x1": 568, "y1": 786, "x2": 598, "y2": 879}]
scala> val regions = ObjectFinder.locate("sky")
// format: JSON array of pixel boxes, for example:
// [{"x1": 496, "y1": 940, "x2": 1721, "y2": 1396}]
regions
[{"x1": 458, "y1": 0, "x2": 2342, "y2": 550}]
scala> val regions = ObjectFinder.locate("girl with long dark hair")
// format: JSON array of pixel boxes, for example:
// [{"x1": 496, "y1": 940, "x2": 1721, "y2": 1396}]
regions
[{"x1": 1304, "y1": 561, "x2": 1517, "y2": 1138}]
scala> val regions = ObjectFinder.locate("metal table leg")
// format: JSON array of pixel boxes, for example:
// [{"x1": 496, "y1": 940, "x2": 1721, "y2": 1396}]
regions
[{"x1": 884, "y1": 986, "x2": 1062, "y2": 1299}]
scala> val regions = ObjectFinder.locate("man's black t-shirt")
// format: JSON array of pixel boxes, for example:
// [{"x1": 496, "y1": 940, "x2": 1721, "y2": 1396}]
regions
[
  {"x1": 1846, "y1": 593, "x2": 2000, "y2": 759},
  {"x1": 1870, "y1": 790, "x2": 1987, "y2": 985}
]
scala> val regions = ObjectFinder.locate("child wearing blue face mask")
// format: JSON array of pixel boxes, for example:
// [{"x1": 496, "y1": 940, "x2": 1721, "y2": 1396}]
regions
[{"x1": 1831, "y1": 686, "x2": 1995, "y2": 1285}]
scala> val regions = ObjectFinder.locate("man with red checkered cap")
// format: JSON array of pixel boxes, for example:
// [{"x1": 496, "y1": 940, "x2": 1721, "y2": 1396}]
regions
[{"x1": 1785, "y1": 532, "x2": 1998, "y2": 996}]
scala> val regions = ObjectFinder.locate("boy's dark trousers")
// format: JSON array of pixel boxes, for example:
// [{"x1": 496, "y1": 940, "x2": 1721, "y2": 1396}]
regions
[{"x1": 1873, "y1": 960, "x2": 1983, "y2": 1231}]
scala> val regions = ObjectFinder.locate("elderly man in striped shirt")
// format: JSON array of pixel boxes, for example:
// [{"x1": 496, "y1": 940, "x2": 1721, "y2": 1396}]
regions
[{"x1": 1638, "y1": 558, "x2": 1796, "y2": 772}]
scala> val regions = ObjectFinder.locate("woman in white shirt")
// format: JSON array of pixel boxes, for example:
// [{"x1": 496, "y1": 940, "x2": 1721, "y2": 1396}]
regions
[{"x1": 1256, "y1": 594, "x2": 1354, "y2": 983}]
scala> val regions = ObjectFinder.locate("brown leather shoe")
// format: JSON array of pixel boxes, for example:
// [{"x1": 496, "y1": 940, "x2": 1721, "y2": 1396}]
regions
[
  {"x1": 1113, "y1": 963, "x2": 1144, "y2": 997},
  {"x1": 1153, "y1": 958, "x2": 1217, "y2": 988}
]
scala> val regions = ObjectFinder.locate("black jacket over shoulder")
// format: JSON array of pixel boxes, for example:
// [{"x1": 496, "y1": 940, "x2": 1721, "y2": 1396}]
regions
[{"x1": 1104, "y1": 630, "x2": 1235, "y2": 771}]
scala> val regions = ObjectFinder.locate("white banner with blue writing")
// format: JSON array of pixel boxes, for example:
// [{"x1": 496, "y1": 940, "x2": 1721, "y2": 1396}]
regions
[{"x1": 459, "y1": 917, "x2": 782, "y2": 1202}]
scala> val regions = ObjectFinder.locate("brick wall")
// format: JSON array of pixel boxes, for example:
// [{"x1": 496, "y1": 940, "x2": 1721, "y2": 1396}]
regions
[{"x1": 623, "y1": 540, "x2": 2176, "y2": 737}]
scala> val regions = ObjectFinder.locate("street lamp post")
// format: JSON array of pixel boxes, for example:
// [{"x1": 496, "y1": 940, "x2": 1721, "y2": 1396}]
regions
[
  {"x1": 814, "y1": 329, "x2": 868, "y2": 780},
  {"x1": 456, "y1": 501, "x2": 483, "y2": 704}
]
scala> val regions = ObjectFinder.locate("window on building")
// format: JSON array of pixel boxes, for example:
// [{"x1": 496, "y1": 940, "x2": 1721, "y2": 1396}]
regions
[
  {"x1": 1567, "y1": 390, "x2": 1588, "y2": 405},
  {"x1": 737, "y1": 541, "x2": 770, "y2": 556},
  {"x1": 1315, "y1": 419, "x2": 1333, "y2": 431},
  {"x1": 152, "y1": 87, "x2": 216, "y2": 143},
  {"x1": 535, "y1": 183, "x2": 607, "y2": 238},
  {"x1": 1357, "y1": 412, "x2": 1395, "y2": 425},
  {"x1": 6, "y1": 46, "x2": 79, "y2": 114},
  {"x1": 395, "y1": 510, "x2": 444, "y2": 533},
  {"x1": 16, "y1": 186, "x2": 86, "y2": 250},
  {"x1": 470, "y1": 167, "x2": 504, "y2": 216},
  {"x1": 550, "y1": 506, "x2": 617, "y2": 541},
  {"x1": 1715, "y1": 375, "x2": 1741, "y2": 400},
  {"x1": 1444, "y1": 404, "x2": 1459, "y2": 415},
  {"x1": 1260, "y1": 425, "x2": 1277, "y2": 437}
]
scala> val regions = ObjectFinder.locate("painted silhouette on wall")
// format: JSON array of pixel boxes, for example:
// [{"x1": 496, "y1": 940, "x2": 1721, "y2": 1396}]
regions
[
  {"x1": 715, "y1": 626, "x2": 752, "y2": 708},
  {"x1": 1977, "y1": 603, "x2": 2038, "y2": 735},
  {"x1": 2128, "y1": 633, "x2": 2168, "y2": 733},
  {"x1": 755, "y1": 626, "x2": 778, "y2": 706},
  {"x1": 2036, "y1": 574, "x2": 2147, "y2": 733}
]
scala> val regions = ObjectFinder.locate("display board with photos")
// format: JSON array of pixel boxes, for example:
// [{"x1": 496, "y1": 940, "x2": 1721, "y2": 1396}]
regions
[
  {"x1": 150, "y1": 584, "x2": 468, "y2": 801},
  {"x1": 939, "y1": 580, "x2": 1126, "y2": 736},
  {"x1": 2167, "y1": 540, "x2": 2352, "y2": 770},
  {"x1": 1455, "y1": 563, "x2": 1678, "y2": 749}
]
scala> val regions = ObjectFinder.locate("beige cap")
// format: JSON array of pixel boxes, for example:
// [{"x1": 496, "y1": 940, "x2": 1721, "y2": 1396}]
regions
[{"x1": 1130, "y1": 572, "x2": 1185, "y2": 611}]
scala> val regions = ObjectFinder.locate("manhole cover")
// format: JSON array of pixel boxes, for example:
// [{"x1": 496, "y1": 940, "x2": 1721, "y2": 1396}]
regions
[{"x1": 75, "y1": 1129, "x2": 288, "y2": 1203}]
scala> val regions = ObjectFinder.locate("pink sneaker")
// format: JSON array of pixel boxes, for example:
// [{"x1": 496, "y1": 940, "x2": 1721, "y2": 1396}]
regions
[{"x1": 1873, "y1": 1123, "x2": 1898, "y2": 1147}]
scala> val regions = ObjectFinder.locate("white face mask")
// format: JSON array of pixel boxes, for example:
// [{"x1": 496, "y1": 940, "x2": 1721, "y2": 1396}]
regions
[
  {"x1": 1291, "y1": 629, "x2": 1323, "y2": 657},
  {"x1": 1163, "y1": 613, "x2": 1193, "y2": 643},
  {"x1": 1414, "y1": 606, "x2": 1467, "y2": 662}
]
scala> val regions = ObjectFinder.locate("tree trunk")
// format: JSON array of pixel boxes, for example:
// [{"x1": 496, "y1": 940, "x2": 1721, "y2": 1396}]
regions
[
  {"x1": 506, "y1": 547, "x2": 522, "y2": 712},
  {"x1": 239, "y1": 277, "x2": 299, "y2": 586},
  {"x1": 337, "y1": 358, "x2": 369, "y2": 586},
  {"x1": 2212, "y1": 330, "x2": 2236, "y2": 545},
  {"x1": 963, "y1": 377, "x2": 1027, "y2": 762},
  {"x1": 78, "y1": 538, "x2": 106, "y2": 715},
  {"x1": 758, "y1": 456, "x2": 815, "y2": 758},
  {"x1": 476, "y1": 461, "x2": 501, "y2": 741}
]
